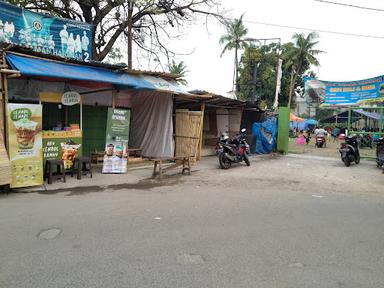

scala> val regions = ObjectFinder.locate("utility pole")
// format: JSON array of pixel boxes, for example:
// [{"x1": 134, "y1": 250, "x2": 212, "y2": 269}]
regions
[{"x1": 127, "y1": 0, "x2": 134, "y2": 70}]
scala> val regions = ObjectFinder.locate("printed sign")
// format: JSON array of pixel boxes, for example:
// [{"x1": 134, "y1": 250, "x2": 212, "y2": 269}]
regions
[
  {"x1": 62, "y1": 91, "x2": 81, "y2": 106},
  {"x1": 102, "y1": 108, "x2": 130, "y2": 174},
  {"x1": 305, "y1": 76, "x2": 384, "y2": 106},
  {"x1": 43, "y1": 130, "x2": 82, "y2": 170},
  {"x1": 0, "y1": 0, "x2": 93, "y2": 61},
  {"x1": 7, "y1": 103, "x2": 43, "y2": 188}
]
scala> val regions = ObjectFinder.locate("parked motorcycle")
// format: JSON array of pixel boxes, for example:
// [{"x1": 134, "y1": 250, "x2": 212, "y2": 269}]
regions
[
  {"x1": 315, "y1": 135, "x2": 326, "y2": 148},
  {"x1": 216, "y1": 128, "x2": 251, "y2": 169},
  {"x1": 375, "y1": 137, "x2": 384, "y2": 167},
  {"x1": 339, "y1": 136, "x2": 360, "y2": 167}
]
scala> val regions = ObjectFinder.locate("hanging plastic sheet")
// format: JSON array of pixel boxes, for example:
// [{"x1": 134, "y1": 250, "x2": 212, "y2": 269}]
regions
[{"x1": 252, "y1": 117, "x2": 277, "y2": 154}]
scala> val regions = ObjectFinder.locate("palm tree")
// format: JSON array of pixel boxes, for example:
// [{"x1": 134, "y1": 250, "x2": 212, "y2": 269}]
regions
[
  {"x1": 168, "y1": 60, "x2": 188, "y2": 85},
  {"x1": 219, "y1": 15, "x2": 248, "y2": 95},
  {"x1": 284, "y1": 32, "x2": 323, "y2": 108}
]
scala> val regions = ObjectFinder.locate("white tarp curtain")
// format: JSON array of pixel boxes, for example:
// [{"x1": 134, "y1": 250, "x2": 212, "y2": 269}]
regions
[{"x1": 129, "y1": 91, "x2": 174, "y2": 158}]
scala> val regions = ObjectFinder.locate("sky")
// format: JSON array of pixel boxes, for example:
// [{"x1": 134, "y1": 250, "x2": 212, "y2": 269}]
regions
[{"x1": 151, "y1": 0, "x2": 384, "y2": 95}]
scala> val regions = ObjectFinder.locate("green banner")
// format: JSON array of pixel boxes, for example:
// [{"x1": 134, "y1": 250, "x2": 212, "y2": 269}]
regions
[
  {"x1": 43, "y1": 131, "x2": 82, "y2": 170},
  {"x1": 102, "y1": 108, "x2": 130, "y2": 173}
]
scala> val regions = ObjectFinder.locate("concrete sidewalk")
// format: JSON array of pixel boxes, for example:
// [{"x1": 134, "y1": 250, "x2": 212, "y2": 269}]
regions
[{"x1": 13, "y1": 154, "x2": 277, "y2": 194}]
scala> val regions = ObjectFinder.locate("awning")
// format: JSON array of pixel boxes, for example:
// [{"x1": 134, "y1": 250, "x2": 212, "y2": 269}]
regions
[
  {"x1": 5, "y1": 53, "x2": 192, "y2": 95},
  {"x1": 290, "y1": 113, "x2": 304, "y2": 122}
]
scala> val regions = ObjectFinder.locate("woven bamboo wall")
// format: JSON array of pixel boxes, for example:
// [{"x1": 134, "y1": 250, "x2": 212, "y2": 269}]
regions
[{"x1": 175, "y1": 109, "x2": 203, "y2": 162}]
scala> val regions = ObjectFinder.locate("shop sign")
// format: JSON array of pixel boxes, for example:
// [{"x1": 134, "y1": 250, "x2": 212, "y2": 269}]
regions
[
  {"x1": 7, "y1": 103, "x2": 43, "y2": 188},
  {"x1": 102, "y1": 108, "x2": 130, "y2": 174},
  {"x1": 305, "y1": 75, "x2": 384, "y2": 106},
  {"x1": 43, "y1": 130, "x2": 82, "y2": 170},
  {"x1": 0, "y1": 1, "x2": 93, "y2": 61},
  {"x1": 62, "y1": 91, "x2": 81, "y2": 106}
]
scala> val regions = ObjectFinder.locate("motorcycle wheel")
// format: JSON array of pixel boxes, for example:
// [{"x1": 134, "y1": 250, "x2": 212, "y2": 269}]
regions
[
  {"x1": 343, "y1": 157, "x2": 351, "y2": 167},
  {"x1": 355, "y1": 154, "x2": 360, "y2": 164},
  {"x1": 244, "y1": 153, "x2": 250, "y2": 166},
  {"x1": 219, "y1": 152, "x2": 231, "y2": 169}
]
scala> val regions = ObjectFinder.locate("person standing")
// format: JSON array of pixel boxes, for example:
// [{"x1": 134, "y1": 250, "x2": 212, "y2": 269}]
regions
[{"x1": 59, "y1": 25, "x2": 69, "y2": 56}]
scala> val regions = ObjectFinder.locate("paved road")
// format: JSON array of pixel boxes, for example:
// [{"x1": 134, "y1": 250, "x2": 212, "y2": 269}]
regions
[{"x1": 1, "y1": 155, "x2": 384, "y2": 288}]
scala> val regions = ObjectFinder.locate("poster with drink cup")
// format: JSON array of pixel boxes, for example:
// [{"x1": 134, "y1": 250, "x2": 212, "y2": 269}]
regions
[
  {"x1": 7, "y1": 103, "x2": 43, "y2": 188},
  {"x1": 102, "y1": 108, "x2": 130, "y2": 173}
]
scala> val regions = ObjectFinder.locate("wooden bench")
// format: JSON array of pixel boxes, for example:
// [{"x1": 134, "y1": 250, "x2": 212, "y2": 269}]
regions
[
  {"x1": 90, "y1": 151, "x2": 104, "y2": 164},
  {"x1": 128, "y1": 148, "x2": 143, "y2": 158},
  {"x1": 150, "y1": 156, "x2": 192, "y2": 180}
]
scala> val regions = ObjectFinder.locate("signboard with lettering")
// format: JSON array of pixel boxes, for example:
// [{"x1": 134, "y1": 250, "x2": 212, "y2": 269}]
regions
[
  {"x1": 62, "y1": 91, "x2": 81, "y2": 106},
  {"x1": 43, "y1": 130, "x2": 82, "y2": 170},
  {"x1": 7, "y1": 103, "x2": 43, "y2": 188},
  {"x1": 102, "y1": 108, "x2": 130, "y2": 174},
  {"x1": 0, "y1": 0, "x2": 93, "y2": 61},
  {"x1": 305, "y1": 76, "x2": 384, "y2": 106}
]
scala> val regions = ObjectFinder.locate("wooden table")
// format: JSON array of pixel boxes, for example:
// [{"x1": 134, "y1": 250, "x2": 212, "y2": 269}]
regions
[{"x1": 150, "y1": 156, "x2": 192, "y2": 180}]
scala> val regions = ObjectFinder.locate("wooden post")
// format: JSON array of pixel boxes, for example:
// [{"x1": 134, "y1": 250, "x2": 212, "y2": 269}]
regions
[
  {"x1": 112, "y1": 90, "x2": 116, "y2": 108},
  {"x1": 1, "y1": 52, "x2": 9, "y2": 150},
  {"x1": 80, "y1": 94, "x2": 83, "y2": 130},
  {"x1": 197, "y1": 103, "x2": 205, "y2": 160}
]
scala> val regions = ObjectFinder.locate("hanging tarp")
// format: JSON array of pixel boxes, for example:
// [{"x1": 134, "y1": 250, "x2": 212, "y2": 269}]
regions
[
  {"x1": 6, "y1": 53, "x2": 193, "y2": 95},
  {"x1": 129, "y1": 91, "x2": 174, "y2": 158},
  {"x1": 0, "y1": 0, "x2": 93, "y2": 61},
  {"x1": 252, "y1": 117, "x2": 277, "y2": 154},
  {"x1": 6, "y1": 53, "x2": 149, "y2": 89},
  {"x1": 290, "y1": 113, "x2": 304, "y2": 122}
]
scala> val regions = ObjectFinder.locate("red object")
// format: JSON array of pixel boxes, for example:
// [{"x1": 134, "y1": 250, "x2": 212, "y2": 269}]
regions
[{"x1": 339, "y1": 133, "x2": 345, "y2": 140}]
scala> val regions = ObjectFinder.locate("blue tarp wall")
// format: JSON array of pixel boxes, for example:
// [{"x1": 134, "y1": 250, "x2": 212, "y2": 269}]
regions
[
  {"x1": 252, "y1": 117, "x2": 277, "y2": 154},
  {"x1": 289, "y1": 119, "x2": 318, "y2": 131}
]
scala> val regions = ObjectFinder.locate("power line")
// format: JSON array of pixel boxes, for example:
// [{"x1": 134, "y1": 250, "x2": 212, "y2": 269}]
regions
[
  {"x1": 314, "y1": 0, "x2": 384, "y2": 12},
  {"x1": 240, "y1": 19, "x2": 384, "y2": 40}
]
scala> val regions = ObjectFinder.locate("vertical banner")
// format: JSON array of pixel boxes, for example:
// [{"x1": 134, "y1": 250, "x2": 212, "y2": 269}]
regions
[
  {"x1": 7, "y1": 103, "x2": 43, "y2": 188},
  {"x1": 102, "y1": 108, "x2": 130, "y2": 174}
]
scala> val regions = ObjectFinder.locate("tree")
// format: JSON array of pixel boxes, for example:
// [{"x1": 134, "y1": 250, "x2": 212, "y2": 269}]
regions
[
  {"x1": 9, "y1": 0, "x2": 223, "y2": 63},
  {"x1": 238, "y1": 43, "x2": 279, "y2": 106},
  {"x1": 219, "y1": 14, "x2": 248, "y2": 95},
  {"x1": 284, "y1": 32, "x2": 323, "y2": 108},
  {"x1": 167, "y1": 60, "x2": 188, "y2": 85}
]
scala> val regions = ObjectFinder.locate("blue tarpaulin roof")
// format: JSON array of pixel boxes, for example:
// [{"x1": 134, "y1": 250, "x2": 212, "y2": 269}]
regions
[{"x1": 6, "y1": 53, "x2": 190, "y2": 94}]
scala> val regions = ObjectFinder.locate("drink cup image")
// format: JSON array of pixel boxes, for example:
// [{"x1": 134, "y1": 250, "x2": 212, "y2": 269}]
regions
[
  {"x1": 61, "y1": 141, "x2": 81, "y2": 169},
  {"x1": 13, "y1": 118, "x2": 38, "y2": 149}
]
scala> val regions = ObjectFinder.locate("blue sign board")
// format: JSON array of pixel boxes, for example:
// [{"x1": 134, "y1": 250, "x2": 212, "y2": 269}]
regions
[
  {"x1": 305, "y1": 76, "x2": 384, "y2": 106},
  {"x1": 0, "y1": 1, "x2": 93, "y2": 61}
]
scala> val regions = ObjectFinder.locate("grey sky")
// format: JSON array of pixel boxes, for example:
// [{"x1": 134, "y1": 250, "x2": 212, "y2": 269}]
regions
[{"x1": 160, "y1": 0, "x2": 384, "y2": 95}]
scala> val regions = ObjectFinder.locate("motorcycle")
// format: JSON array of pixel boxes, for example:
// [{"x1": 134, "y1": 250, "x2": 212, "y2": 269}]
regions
[
  {"x1": 339, "y1": 135, "x2": 360, "y2": 167},
  {"x1": 315, "y1": 135, "x2": 326, "y2": 148},
  {"x1": 216, "y1": 128, "x2": 251, "y2": 169},
  {"x1": 375, "y1": 137, "x2": 384, "y2": 167}
]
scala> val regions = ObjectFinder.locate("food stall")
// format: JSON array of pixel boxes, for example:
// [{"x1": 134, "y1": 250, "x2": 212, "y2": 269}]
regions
[{"x1": 40, "y1": 91, "x2": 83, "y2": 170}]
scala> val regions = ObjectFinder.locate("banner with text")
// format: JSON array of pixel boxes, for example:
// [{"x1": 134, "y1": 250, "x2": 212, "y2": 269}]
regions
[
  {"x1": 43, "y1": 131, "x2": 82, "y2": 170},
  {"x1": 305, "y1": 76, "x2": 384, "y2": 106},
  {"x1": 7, "y1": 103, "x2": 43, "y2": 188},
  {"x1": 102, "y1": 108, "x2": 130, "y2": 174},
  {"x1": 0, "y1": 0, "x2": 93, "y2": 61}
]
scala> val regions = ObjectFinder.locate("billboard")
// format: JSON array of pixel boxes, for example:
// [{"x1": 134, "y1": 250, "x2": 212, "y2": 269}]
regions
[
  {"x1": 0, "y1": 0, "x2": 93, "y2": 61},
  {"x1": 305, "y1": 76, "x2": 384, "y2": 106}
]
